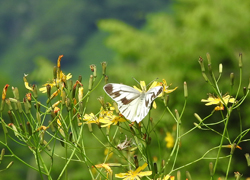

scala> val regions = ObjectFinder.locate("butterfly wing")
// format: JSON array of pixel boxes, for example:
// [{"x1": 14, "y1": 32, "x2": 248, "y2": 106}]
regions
[
  {"x1": 103, "y1": 83, "x2": 163, "y2": 123},
  {"x1": 131, "y1": 86, "x2": 163, "y2": 123}
]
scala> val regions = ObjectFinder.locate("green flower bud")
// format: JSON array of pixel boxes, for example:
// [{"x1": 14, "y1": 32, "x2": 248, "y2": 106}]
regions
[
  {"x1": 239, "y1": 53, "x2": 242, "y2": 68},
  {"x1": 184, "y1": 81, "x2": 188, "y2": 98},
  {"x1": 186, "y1": 171, "x2": 192, "y2": 180},
  {"x1": 101, "y1": 62, "x2": 107, "y2": 75},
  {"x1": 209, "y1": 162, "x2": 213, "y2": 176}
]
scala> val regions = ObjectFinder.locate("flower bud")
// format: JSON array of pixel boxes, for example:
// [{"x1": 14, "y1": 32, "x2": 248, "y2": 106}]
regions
[
  {"x1": 177, "y1": 171, "x2": 181, "y2": 180},
  {"x1": 12, "y1": 87, "x2": 19, "y2": 100},
  {"x1": 90, "y1": 64, "x2": 97, "y2": 78},
  {"x1": 88, "y1": 75, "x2": 93, "y2": 91},
  {"x1": 234, "y1": 172, "x2": 242, "y2": 180},
  {"x1": 65, "y1": 97, "x2": 72, "y2": 111},
  {"x1": 2, "y1": 84, "x2": 9, "y2": 101},
  {"x1": 33, "y1": 85, "x2": 38, "y2": 99},
  {"x1": 209, "y1": 162, "x2": 213, "y2": 176},
  {"x1": 105, "y1": 75, "x2": 109, "y2": 84},
  {"x1": 40, "y1": 131, "x2": 45, "y2": 145},
  {"x1": 53, "y1": 66, "x2": 57, "y2": 79},
  {"x1": 219, "y1": 63, "x2": 223, "y2": 74},
  {"x1": 101, "y1": 62, "x2": 107, "y2": 75},
  {"x1": 49, "y1": 120, "x2": 56, "y2": 133},
  {"x1": 19, "y1": 123, "x2": 25, "y2": 134},
  {"x1": 153, "y1": 162, "x2": 158, "y2": 174},
  {"x1": 245, "y1": 153, "x2": 250, "y2": 166},
  {"x1": 57, "y1": 55, "x2": 63, "y2": 71},
  {"x1": 6, "y1": 161, "x2": 14, "y2": 169},
  {"x1": 186, "y1": 171, "x2": 192, "y2": 180},
  {"x1": 85, "y1": 122, "x2": 91, "y2": 132},
  {"x1": 17, "y1": 100, "x2": 23, "y2": 114},
  {"x1": 206, "y1": 53, "x2": 211, "y2": 65},
  {"x1": 208, "y1": 64, "x2": 213, "y2": 77},
  {"x1": 5, "y1": 99, "x2": 12, "y2": 111},
  {"x1": 78, "y1": 87, "x2": 84, "y2": 102},
  {"x1": 134, "y1": 155, "x2": 139, "y2": 168},
  {"x1": 8, "y1": 111, "x2": 14, "y2": 123},
  {"x1": 69, "y1": 132, "x2": 73, "y2": 142},
  {"x1": 46, "y1": 84, "x2": 51, "y2": 99},
  {"x1": 78, "y1": 75, "x2": 82, "y2": 83},
  {"x1": 42, "y1": 140, "x2": 51, "y2": 151},
  {"x1": 230, "y1": 73, "x2": 234, "y2": 86},
  {"x1": 239, "y1": 53, "x2": 242, "y2": 68},
  {"x1": 34, "y1": 102, "x2": 41, "y2": 111},
  {"x1": 0, "y1": 99, "x2": 5, "y2": 112},
  {"x1": 9, "y1": 123, "x2": 18, "y2": 136},
  {"x1": 184, "y1": 81, "x2": 188, "y2": 98},
  {"x1": 23, "y1": 98, "x2": 30, "y2": 114},
  {"x1": 198, "y1": 56, "x2": 205, "y2": 72},
  {"x1": 106, "y1": 125, "x2": 110, "y2": 135},
  {"x1": 0, "y1": 148, "x2": 5, "y2": 161},
  {"x1": 194, "y1": 113, "x2": 203, "y2": 123},
  {"x1": 72, "y1": 84, "x2": 76, "y2": 99},
  {"x1": 26, "y1": 122, "x2": 32, "y2": 136}
]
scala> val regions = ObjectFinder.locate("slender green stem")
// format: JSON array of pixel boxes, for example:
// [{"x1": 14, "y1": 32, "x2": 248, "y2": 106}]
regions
[{"x1": 212, "y1": 109, "x2": 231, "y2": 178}]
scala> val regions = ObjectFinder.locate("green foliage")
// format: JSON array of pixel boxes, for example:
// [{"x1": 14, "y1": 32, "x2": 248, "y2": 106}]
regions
[
  {"x1": 97, "y1": 0, "x2": 250, "y2": 97},
  {"x1": 0, "y1": 0, "x2": 170, "y2": 85},
  {"x1": 97, "y1": 0, "x2": 250, "y2": 178}
]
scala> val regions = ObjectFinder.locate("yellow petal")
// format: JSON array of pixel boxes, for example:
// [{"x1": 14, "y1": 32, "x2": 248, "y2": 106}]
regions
[
  {"x1": 24, "y1": 82, "x2": 33, "y2": 91},
  {"x1": 138, "y1": 171, "x2": 152, "y2": 177},
  {"x1": 115, "y1": 173, "x2": 129, "y2": 178},
  {"x1": 140, "y1": 81, "x2": 147, "y2": 92}
]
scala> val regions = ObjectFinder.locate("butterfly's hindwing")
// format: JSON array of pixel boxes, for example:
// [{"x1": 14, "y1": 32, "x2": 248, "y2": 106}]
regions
[{"x1": 103, "y1": 83, "x2": 163, "y2": 123}]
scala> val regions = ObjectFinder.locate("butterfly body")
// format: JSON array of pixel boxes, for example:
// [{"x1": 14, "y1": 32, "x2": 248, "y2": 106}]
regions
[{"x1": 103, "y1": 83, "x2": 162, "y2": 123}]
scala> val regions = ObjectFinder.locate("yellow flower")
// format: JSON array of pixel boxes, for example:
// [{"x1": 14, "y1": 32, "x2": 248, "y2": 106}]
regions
[
  {"x1": 80, "y1": 113, "x2": 99, "y2": 125},
  {"x1": 155, "y1": 79, "x2": 177, "y2": 97},
  {"x1": 94, "y1": 163, "x2": 122, "y2": 178},
  {"x1": 164, "y1": 132, "x2": 174, "y2": 149},
  {"x1": 201, "y1": 94, "x2": 235, "y2": 111},
  {"x1": 115, "y1": 163, "x2": 152, "y2": 180},
  {"x1": 39, "y1": 82, "x2": 56, "y2": 93},
  {"x1": 99, "y1": 106, "x2": 114, "y2": 119},
  {"x1": 99, "y1": 115, "x2": 127, "y2": 127},
  {"x1": 94, "y1": 163, "x2": 113, "y2": 176}
]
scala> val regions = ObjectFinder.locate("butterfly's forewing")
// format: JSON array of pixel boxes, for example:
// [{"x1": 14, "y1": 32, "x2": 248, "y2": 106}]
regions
[{"x1": 103, "y1": 83, "x2": 163, "y2": 123}]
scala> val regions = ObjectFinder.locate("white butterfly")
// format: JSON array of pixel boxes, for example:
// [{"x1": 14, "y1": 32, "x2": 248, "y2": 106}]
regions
[{"x1": 103, "y1": 82, "x2": 163, "y2": 123}]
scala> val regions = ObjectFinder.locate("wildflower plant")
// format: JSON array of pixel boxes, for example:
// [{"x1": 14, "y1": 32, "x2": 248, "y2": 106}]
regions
[{"x1": 0, "y1": 53, "x2": 249, "y2": 180}]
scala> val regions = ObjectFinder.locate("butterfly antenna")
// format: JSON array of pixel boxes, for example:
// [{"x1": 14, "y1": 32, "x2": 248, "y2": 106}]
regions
[
  {"x1": 132, "y1": 77, "x2": 140, "y2": 85},
  {"x1": 147, "y1": 78, "x2": 159, "y2": 87}
]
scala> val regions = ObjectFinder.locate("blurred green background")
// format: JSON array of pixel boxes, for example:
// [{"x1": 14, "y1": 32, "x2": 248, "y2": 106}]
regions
[{"x1": 1, "y1": 0, "x2": 250, "y2": 179}]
